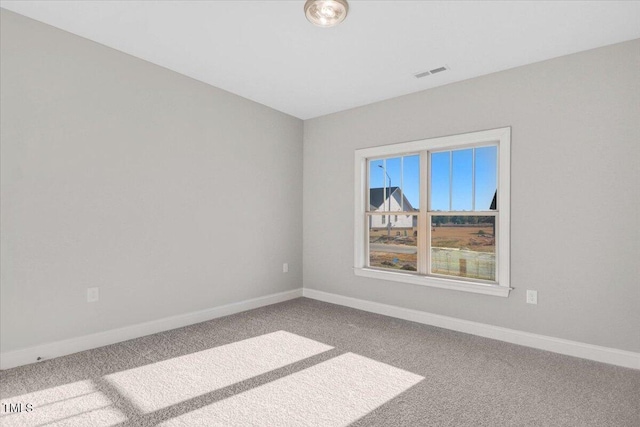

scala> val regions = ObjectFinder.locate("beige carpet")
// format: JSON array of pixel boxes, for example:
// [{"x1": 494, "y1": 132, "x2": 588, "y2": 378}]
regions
[{"x1": 1, "y1": 298, "x2": 639, "y2": 426}]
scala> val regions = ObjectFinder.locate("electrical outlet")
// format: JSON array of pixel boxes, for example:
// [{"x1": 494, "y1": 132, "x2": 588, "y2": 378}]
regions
[
  {"x1": 526, "y1": 290, "x2": 538, "y2": 305},
  {"x1": 87, "y1": 287, "x2": 99, "y2": 303},
  {"x1": 283, "y1": 263, "x2": 289, "y2": 273}
]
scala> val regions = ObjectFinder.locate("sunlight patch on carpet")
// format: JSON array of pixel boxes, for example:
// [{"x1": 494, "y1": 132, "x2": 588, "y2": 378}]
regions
[
  {"x1": 104, "y1": 331, "x2": 333, "y2": 413},
  {"x1": 0, "y1": 380, "x2": 125, "y2": 427},
  {"x1": 161, "y1": 352, "x2": 424, "y2": 427}
]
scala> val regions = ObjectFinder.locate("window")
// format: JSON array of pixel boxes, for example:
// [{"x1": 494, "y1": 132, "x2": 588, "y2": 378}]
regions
[{"x1": 354, "y1": 128, "x2": 511, "y2": 297}]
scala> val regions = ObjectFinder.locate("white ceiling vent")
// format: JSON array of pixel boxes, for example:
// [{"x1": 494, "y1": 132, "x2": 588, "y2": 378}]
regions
[{"x1": 414, "y1": 65, "x2": 449, "y2": 79}]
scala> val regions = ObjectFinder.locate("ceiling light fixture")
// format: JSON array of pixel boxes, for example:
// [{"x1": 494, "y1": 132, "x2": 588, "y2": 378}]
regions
[{"x1": 304, "y1": 0, "x2": 349, "y2": 28}]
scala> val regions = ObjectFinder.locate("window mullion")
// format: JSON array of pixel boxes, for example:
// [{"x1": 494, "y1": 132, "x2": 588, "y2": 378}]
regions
[
  {"x1": 400, "y1": 157, "x2": 404, "y2": 212},
  {"x1": 448, "y1": 151, "x2": 452, "y2": 211},
  {"x1": 472, "y1": 147, "x2": 475, "y2": 211},
  {"x1": 418, "y1": 151, "x2": 429, "y2": 275}
]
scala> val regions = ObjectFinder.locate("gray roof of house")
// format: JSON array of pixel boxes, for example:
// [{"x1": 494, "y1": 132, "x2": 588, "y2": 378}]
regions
[{"x1": 369, "y1": 187, "x2": 400, "y2": 208}]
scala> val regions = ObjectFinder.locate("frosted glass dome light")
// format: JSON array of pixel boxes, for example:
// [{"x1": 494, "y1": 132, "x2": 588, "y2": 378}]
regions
[{"x1": 304, "y1": 0, "x2": 349, "y2": 28}]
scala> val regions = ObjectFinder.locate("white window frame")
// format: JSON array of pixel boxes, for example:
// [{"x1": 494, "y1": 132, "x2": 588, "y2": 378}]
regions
[{"x1": 354, "y1": 127, "x2": 511, "y2": 297}]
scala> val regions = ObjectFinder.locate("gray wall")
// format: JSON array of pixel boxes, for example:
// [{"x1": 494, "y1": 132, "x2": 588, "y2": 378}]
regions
[
  {"x1": 1, "y1": 10, "x2": 303, "y2": 353},
  {"x1": 303, "y1": 39, "x2": 640, "y2": 352},
  {"x1": 2, "y1": 8, "x2": 638, "y2": 356}
]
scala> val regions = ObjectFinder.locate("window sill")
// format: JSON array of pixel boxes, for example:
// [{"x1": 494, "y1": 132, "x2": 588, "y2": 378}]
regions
[{"x1": 353, "y1": 268, "x2": 511, "y2": 297}]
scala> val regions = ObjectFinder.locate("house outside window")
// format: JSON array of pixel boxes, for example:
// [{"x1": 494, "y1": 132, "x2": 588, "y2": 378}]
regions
[{"x1": 354, "y1": 127, "x2": 511, "y2": 297}]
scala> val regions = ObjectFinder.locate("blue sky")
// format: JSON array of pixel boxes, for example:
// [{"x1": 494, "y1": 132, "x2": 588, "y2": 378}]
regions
[{"x1": 370, "y1": 146, "x2": 497, "y2": 211}]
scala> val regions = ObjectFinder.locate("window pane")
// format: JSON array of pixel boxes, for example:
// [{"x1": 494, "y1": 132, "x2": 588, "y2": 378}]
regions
[
  {"x1": 369, "y1": 156, "x2": 418, "y2": 212},
  {"x1": 430, "y1": 151, "x2": 450, "y2": 211},
  {"x1": 451, "y1": 149, "x2": 473, "y2": 211},
  {"x1": 369, "y1": 215, "x2": 417, "y2": 271},
  {"x1": 369, "y1": 157, "x2": 400, "y2": 212},
  {"x1": 402, "y1": 155, "x2": 420, "y2": 211},
  {"x1": 474, "y1": 146, "x2": 497, "y2": 211},
  {"x1": 430, "y1": 215, "x2": 495, "y2": 281},
  {"x1": 384, "y1": 156, "x2": 401, "y2": 210},
  {"x1": 369, "y1": 159, "x2": 385, "y2": 211}
]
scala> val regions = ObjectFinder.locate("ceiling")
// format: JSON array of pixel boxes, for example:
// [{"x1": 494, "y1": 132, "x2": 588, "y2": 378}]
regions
[{"x1": 1, "y1": 1, "x2": 639, "y2": 119}]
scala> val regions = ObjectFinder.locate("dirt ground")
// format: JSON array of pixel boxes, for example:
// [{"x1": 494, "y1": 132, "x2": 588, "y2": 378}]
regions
[
  {"x1": 370, "y1": 226, "x2": 494, "y2": 251},
  {"x1": 369, "y1": 252, "x2": 417, "y2": 271},
  {"x1": 369, "y1": 225, "x2": 495, "y2": 273},
  {"x1": 431, "y1": 226, "x2": 495, "y2": 253}
]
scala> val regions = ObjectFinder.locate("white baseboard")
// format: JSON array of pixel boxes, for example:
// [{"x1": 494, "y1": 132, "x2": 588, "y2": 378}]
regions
[
  {"x1": 0, "y1": 288, "x2": 303, "y2": 370},
  {"x1": 302, "y1": 288, "x2": 640, "y2": 370},
  {"x1": 4, "y1": 287, "x2": 637, "y2": 371}
]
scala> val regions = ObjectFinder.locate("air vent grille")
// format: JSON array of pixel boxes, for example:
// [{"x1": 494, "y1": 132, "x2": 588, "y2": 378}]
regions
[{"x1": 414, "y1": 65, "x2": 449, "y2": 79}]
